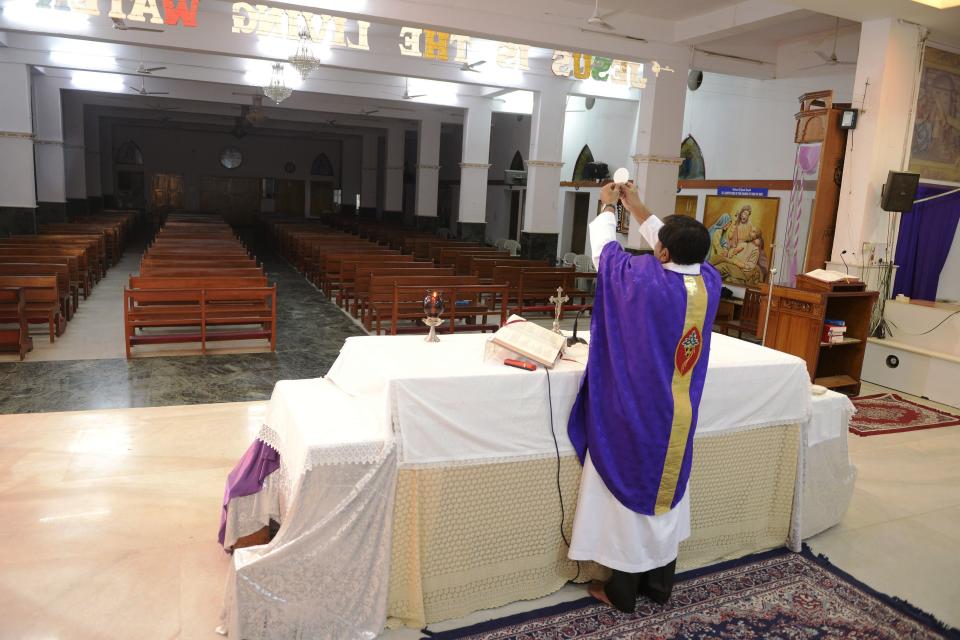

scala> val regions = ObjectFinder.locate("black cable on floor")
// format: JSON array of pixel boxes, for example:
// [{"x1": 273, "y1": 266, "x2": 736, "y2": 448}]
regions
[{"x1": 544, "y1": 367, "x2": 582, "y2": 584}]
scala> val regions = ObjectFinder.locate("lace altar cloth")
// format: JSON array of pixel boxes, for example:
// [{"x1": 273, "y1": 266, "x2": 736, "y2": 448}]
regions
[
  {"x1": 219, "y1": 378, "x2": 396, "y2": 640},
  {"x1": 220, "y1": 334, "x2": 852, "y2": 635},
  {"x1": 387, "y1": 422, "x2": 801, "y2": 628},
  {"x1": 788, "y1": 390, "x2": 858, "y2": 550}
]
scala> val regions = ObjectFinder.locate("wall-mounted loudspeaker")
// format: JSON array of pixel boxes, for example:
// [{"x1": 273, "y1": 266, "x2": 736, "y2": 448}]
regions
[
  {"x1": 880, "y1": 171, "x2": 920, "y2": 212},
  {"x1": 688, "y1": 69, "x2": 704, "y2": 91}
]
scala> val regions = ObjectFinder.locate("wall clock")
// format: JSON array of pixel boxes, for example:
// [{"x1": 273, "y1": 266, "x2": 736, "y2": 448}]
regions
[{"x1": 220, "y1": 147, "x2": 243, "y2": 169}]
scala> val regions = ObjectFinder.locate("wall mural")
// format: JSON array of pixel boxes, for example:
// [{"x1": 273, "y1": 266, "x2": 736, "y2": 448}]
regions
[
  {"x1": 703, "y1": 195, "x2": 780, "y2": 287},
  {"x1": 910, "y1": 46, "x2": 960, "y2": 184}
]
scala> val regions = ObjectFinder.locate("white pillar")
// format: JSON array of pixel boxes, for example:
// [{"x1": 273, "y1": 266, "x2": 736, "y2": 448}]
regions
[
  {"x1": 32, "y1": 76, "x2": 68, "y2": 216},
  {"x1": 0, "y1": 63, "x2": 36, "y2": 214},
  {"x1": 415, "y1": 117, "x2": 441, "y2": 221},
  {"x1": 85, "y1": 109, "x2": 101, "y2": 205},
  {"x1": 628, "y1": 64, "x2": 689, "y2": 250},
  {"x1": 384, "y1": 124, "x2": 405, "y2": 215},
  {"x1": 63, "y1": 91, "x2": 87, "y2": 208},
  {"x1": 360, "y1": 132, "x2": 379, "y2": 214},
  {"x1": 522, "y1": 85, "x2": 567, "y2": 260},
  {"x1": 341, "y1": 136, "x2": 362, "y2": 213},
  {"x1": 832, "y1": 18, "x2": 925, "y2": 270},
  {"x1": 458, "y1": 101, "x2": 492, "y2": 239}
]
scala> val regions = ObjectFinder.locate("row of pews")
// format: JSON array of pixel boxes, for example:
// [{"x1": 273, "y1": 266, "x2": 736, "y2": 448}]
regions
[
  {"x1": 0, "y1": 210, "x2": 138, "y2": 360},
  {"x1": 263, "y1": 214, "x2": 595, "y2": 336},
  {"x1": 123, "y1": 213, "x2": 277, "y2": 358}
]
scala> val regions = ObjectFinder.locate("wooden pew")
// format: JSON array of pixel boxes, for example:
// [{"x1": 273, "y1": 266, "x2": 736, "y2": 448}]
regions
[
  {"x1": 0, "y1": 275, "x2": 64, "y2": 342},
  {"x1": 138, "y1": 267, "x2": 265, "y2": 278},
  {"x1": 0, "y1": 254, "x2": 81, "y2": 307},
  {"x1": 355, "y1": 266, "x2": 454, "y2": 323},
  {"x1": 469, "y1": 257, "x2": 550, "y2": 280},
  {"x1": 0, "y1": 238, "x2": 101, "y2": 285},
  {"x1": 390, "y1": 283, "x2": 509, "y2": 336},
  {"x1": 337, "y1": 256, "x2": 418, "y2": 310},
  {"x1": 508, "y1": 269, "x2": 596, "y2": 317},
  {"x1": 124, "y1": 276, "x2": 276, "y2": 358},
  {"x1": 367, "y1": 274, "x2": 479, "y2": 335},
  {"x1": 0, "y1": 263, "x2": 74, "y2": 320},
  {"x1": 0, "y1": 288, "x2": 32, "y2": 360}
]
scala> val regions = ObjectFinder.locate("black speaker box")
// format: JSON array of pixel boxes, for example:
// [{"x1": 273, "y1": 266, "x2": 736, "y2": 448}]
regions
[{"x1": 880, "y1": 171, "x2": 920, "y2": 212}]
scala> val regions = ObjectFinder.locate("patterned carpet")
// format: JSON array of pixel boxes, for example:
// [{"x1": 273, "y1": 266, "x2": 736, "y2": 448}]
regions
[
  {"x1": 850, "y1": 393, "x2": 960, "y2": 436},
  {"x1": 428, "y1": 547, "x2": 959, "y2": 639}
]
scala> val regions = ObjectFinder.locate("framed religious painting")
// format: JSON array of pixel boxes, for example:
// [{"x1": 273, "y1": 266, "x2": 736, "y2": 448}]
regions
[
  {"x1": 674, "y1": 195, "x2": 698, "y2": 218},
  {"x1": 703, "y1": 195, "x2": 780, "y2": 287},
  {"x1": 909, "y1": 46, "x2": 960, "y2": 183}
]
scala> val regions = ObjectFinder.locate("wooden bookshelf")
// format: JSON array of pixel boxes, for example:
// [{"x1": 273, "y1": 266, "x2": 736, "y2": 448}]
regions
[{"x1": 757, "y1": 284, "x2": 878, "y2": 395}]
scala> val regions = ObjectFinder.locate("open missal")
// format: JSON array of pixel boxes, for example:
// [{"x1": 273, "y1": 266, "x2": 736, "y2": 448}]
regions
[
  {"x1": 490, "y1": 315, "x2": 566, "y2": 368},
  {"x1": 804, "y1": 269, "x2": 857, "y2": 283}
]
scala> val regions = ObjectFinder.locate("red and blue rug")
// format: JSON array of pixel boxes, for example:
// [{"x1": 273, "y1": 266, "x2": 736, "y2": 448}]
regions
[
  {"x1": 850, "y1": 393, "x2": 960, "y2": 436},
  {"x1": 426, "y1": 546, "x2": 958, "y2": 639}
]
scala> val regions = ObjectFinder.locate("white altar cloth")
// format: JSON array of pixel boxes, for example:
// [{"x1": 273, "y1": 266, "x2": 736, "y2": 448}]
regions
[
  {"x1": 325, "y1": 332, "x2": 813, "y2": 466},
  {"x1": 222, "y1": 332, "x2": 850, "y2": 638}
]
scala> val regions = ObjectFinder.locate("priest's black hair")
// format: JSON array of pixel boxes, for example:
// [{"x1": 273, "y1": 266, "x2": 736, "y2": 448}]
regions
[{"x1": 658, "y1": 215, "x2": 711, "y2": 265}]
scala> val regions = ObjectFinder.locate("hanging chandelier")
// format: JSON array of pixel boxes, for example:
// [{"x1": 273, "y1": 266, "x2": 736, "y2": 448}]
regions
[
  {"x1": 263, "y1": 63, "x2": 293, "y2": 104},
  {"x1": 288, "y1": 28, "x2": 321, "y2": 81}
]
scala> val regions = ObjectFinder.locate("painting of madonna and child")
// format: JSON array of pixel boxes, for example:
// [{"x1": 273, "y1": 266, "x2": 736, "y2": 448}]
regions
[{"x1": 703, "y1": 195, "x2": 780, "y2": 287}]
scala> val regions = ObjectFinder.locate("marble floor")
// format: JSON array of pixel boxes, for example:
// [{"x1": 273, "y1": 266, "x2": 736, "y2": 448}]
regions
[
  {"x1": 0, "y1": 383, "x2": 956, "y2": 639},
  {"x1": 0, "y1": 229, "x2": 364, "y2": 414}
]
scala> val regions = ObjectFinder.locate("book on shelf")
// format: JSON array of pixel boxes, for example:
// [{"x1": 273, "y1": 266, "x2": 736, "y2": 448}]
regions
[
  {"x1": 490, "y1": 315, "x2": 565, "y2": 368},
  {"x1": 824, "y1": 318, "x2": 846, "y2": 327}
]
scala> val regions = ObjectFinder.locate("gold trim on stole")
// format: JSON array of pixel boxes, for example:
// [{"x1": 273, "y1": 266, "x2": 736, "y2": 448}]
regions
[{"x1": 654, "y1": 275, "x2": 708, "y2": 515}]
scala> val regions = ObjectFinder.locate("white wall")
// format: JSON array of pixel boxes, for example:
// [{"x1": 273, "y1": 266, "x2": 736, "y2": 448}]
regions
[
  {"x1": 0, "y1": 63, "x2": 35, "y2": 208},
  {"x1": 682, "y1": 72, "x2": 856, "y2": 180},
  {"x1": 560, "y1": 96, "x2": 637, "y2": 180},
  {"x1": 486, "y1": 112, "x2": 531, "y2": 243}
]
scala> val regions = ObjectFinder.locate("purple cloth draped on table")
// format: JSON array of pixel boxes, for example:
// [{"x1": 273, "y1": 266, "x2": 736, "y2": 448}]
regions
[
  {"x1": 218, "y1": 439, "x2": 281, "y2": 547},
  {"x1": 893, "y1": 184, "x2": 960, "y2": 301},
  {"x1": 568, "y1": 243, "x2": 721, "y2": 515}
]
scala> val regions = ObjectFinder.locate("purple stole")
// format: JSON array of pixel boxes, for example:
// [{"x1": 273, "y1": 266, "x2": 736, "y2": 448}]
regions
[{"x1": 568, "y1": 243, "x2": 721, "y2": 515}]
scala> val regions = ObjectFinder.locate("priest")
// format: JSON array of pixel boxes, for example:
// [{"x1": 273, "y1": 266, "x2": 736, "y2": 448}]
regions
[{"x1": 567, "y1": 181, "x2": 721, "y2": 612}]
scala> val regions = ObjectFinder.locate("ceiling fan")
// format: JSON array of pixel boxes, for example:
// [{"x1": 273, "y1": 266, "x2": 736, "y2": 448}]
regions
[
  {"x1": 460, "y1": 60, "x2": 486, "y2": 72},
  {"x1": 132, "y1": 61, "x2": 166, "y2": 75},
  {"x1": 111, "y1": 17, "x2": 164, "y2": 33},
  {"x1": 360, "y1": 109, "x2": 380, "y2": 116},
  {"x1": 127, "y1": 76, "x2": 169, "y2": 96},
  {"x1": 800, "y1": 18, "x2": 856, "y2": 70},
  {"x1": 402, "y1": 79, "x2": 426, "y2": 100},
  {"x1": 586, "y1": 0, "x2": 615, "y2": 30}
]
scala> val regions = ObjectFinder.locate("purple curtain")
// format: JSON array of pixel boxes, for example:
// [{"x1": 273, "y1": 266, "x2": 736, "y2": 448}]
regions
[{"x1": 892, "y1": 184, "x2": 960, "y2": 301}]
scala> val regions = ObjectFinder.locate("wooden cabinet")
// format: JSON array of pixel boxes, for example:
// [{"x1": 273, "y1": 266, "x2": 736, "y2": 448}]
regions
[{"x1": 757, "y1": 284, "x2": 878, "y2": 395}]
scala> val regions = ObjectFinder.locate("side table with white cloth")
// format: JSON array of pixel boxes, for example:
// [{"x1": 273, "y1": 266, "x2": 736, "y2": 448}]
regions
[{"x1": 219, "y1": 332, "x2": 856, "y2": 638}]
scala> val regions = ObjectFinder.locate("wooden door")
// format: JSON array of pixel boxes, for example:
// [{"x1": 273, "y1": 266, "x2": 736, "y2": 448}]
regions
[
  {"x1": 674, "y1": 195, "x2": 698, "y2": 218},
  {"x1": 276, "y1": 179, "x2": 305, "y2": 215},
  {"x1": 116, "y1": 171, "x2": 145, "y2": 210},
  {"x1": 151, "y1": 173, "x2": 184, "y2": 211},
  {"x1": 200, "y1": 176, "x2": 260, "y2": 224},
  {"x1": 571, "y1": 193, "x2": 589, "y2": 254},
  {"x1": 310, "y1": 181, "x2": 334, "y2": 217}
]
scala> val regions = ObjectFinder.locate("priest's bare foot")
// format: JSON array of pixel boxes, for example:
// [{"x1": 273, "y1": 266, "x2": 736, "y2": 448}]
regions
[{"x1": 588, "y1": 581, "x2": 613, "y2": 607}]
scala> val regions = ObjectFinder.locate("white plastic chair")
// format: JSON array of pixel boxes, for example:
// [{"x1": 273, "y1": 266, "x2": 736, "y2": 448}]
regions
[
  {"x1": 502, "y1": 240, "x2": 521, "y2": 257},
  {"x1": 494, "y1": 239, "x2": 507, "y2": 250},
  {"x1": 574, "y1": 254, "x2": 594, "y2": 272},
  {"x1": 561, "y1": 252, "x2": 578, "y2": 267}
]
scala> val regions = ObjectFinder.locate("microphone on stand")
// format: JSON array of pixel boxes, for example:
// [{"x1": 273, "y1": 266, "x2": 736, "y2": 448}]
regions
[
  {"x1": 566, "y1": 307, "x2": 591, "y2": 347},
  {"x1": 840, "y1": 250, "x2": 850, "y2": 275}
]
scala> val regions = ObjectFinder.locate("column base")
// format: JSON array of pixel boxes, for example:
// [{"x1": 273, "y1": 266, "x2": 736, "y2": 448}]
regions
[
  {"x1": 86, "y1": 196, "x2": 104, "y2": 214},
  {"x1": 358, "y1": 207, "x2": 379, "y2": 220},
  {"x1": 382, "y1": 210, "x2": 404, "y2": 225},
  {"x1": 37, "y1": 202, "x2": 67, "y2": 223},
  {"x1": 521, "y1": 232, "x2": 559, "y2": 264},
  {"x1": 102, "y1": 194, "x2": 117, "y2": 209},
  {"x1": 0, "y1": 207, "x2": 37, "y2": 236},
  {"x1": 415, "y1": 216, "x2": 439, "y2": 232},
  {"x1": 339, "y1": 204, "x2": 357, "y2": 216},
  {"x1": 458, "y1": 222, "x2": 486, "y2": 243}
]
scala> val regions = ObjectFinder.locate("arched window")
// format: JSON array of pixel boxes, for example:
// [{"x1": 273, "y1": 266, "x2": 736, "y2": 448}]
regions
[
  {"x1": 509, "y1": 151, "x2": 524, "y2": 171},
  {"x1": 571, "y1": 145, "x2": 594, "y2": 181},
  {"x1": 115, "y1": 141, "x2": 143, "y2": 166},
  {"x1": 310, "y1": 153, "x2": 334, "y2": 177},
  {"x1": 679, "y1": 135, "x2": 705, "y2": 180}
]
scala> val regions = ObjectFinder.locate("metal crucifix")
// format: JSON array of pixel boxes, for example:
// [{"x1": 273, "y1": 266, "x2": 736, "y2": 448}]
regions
[{"x1": 550, "y1": 286, "x2": 569, "y2": 334}]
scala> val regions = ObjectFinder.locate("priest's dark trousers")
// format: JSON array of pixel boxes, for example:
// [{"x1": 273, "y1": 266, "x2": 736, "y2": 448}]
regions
[{"x1": 603, "y1": 559, "x2": 677, "y2": 613}]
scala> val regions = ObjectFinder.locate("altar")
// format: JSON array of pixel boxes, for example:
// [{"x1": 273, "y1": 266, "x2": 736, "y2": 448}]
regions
[{"x1": 219, "y1": 333, "x2": 856, "y2": 640}]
